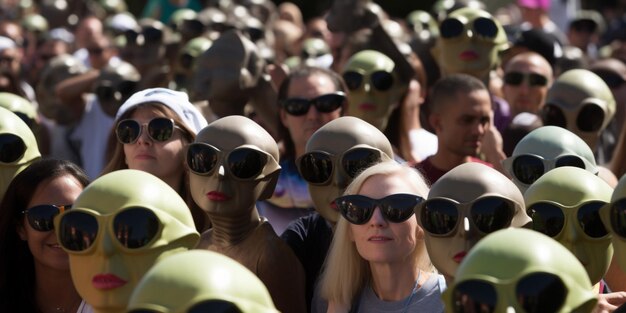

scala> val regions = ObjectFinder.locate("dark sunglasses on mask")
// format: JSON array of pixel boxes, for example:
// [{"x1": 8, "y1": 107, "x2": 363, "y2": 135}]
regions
[
  {"x1": 0, "y1": 133, "x2": 26, "y2": 163},
  {"x1": 281, "y1": 92, "x2": 345, "y2": 116},
  {"x1": 296, "y1": 147, "x2": 386, "y2": 186},
  {"x1": 116, "y1": 118, "x2": 180, "y2": 144},
  {"x1": 22, "y1": 204, "x2": 71, "y2": 232},
  {"x1": 593, "y1": 70, "x2": 626, "y2": 89},
  {"x1": 418, "y1": 196, "x2": 516, "y2": 236},
  {"x1": 57, "y1": 207, "x2": 161, "y2": 252},
  {"x1": 503, "y1": 154, "x2": 595, "y2": 185},
  {"x1": 440, "y1": 16, "x2": 498, "y2": 40},
  {"x1": 452, "y1": 272, "x2": 567, "y2": 313},
  {"x1": 186, "y1": 143, "x2": 271, "y2": 180},
  {"x1": 129, "y1": 299, "x2": 243, "y2": 313},
  {"x1": 124, "y1": 27, "x2": 163, "y2": 45},
  {"x1": 503, "y1": 71, "x2": 548, "y2": 87},
  {"x1": 541, "y1": 103, "x2": 605, "y2": 133},
  {"x1": 608, "y1": 198, "x2": 626, "y2": 238},
  {"x1": 337, "y1": 193, "x2": 424, "y2": 225},
  {"x1": 95, "y1": 81, "x2": 138, "y2": 102},
  {"x1": 342, "y1": 71, "x2": 394, "y2": 91},
  {"x1": 527, "y1": 200, "x2": 608, "y2": 238}
]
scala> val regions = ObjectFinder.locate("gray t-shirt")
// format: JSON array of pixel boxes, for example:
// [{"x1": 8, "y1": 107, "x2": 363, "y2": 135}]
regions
[{"x1": 351, "y1": 273, "x2": 446, "y2": 313}]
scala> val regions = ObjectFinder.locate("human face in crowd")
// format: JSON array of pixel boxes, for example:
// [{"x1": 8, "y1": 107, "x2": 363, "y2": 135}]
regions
[
  {"x1": 123, "y1": 106, "x2": 187, "y2": 187},
  {"x1": 0, "y1": 46, "x2": 21, "y2": 75},
  {"x1": 349, "y1": 173, "x2": 422, "y2": 265},
  {"x1": 18, "y1": 175, "x2": 83, "y2": 272},
  {"x1": 502, "y1": 53, "x2": 552, "y2": 116},
  {"x1": 431, "y1": 89, "x2": 492, "y2": 159},
  {"x1": 86, "y1": 37, "x2": 115, "y2": 70},
  {"x1": 280, "y1": 73, "x2": 342, "y2": 157}
]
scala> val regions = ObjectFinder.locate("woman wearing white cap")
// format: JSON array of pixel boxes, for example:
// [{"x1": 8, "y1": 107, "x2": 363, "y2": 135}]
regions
[{"x1": 102, "y1": 87, "x2": 209, "y2": 231}]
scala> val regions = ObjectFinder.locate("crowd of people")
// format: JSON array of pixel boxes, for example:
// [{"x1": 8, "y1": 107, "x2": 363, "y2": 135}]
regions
[{"x1": 2, "y1": 0, "x2": 626, "y2": 312}]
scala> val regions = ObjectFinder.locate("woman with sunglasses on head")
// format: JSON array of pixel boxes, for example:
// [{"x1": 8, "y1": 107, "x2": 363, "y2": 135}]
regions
[
  {"x1": 0, "y1": 158, "x2": 92, "y2": 313},
  {"x1": 258, "y1": 66, "x2": 346, "y2": 235},
  {"x1": 101, "y1": 87, "x2": 209, "y2": 231},
  {"x1": 319, "y1": 161, "x2": 445, "y2": 313}
]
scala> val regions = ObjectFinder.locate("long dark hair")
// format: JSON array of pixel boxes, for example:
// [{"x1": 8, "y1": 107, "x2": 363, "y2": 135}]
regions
[{"x1": 0, "y1": 159, "x2": 89, "y2": 313}]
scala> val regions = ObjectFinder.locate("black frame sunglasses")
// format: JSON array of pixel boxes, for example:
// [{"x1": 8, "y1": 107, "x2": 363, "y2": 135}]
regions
[
  {"x1": 342, "y1": 70, "x2": 394, "y2": 92},
  {"x1": 0, "y1": 133, "x2": 26, "y2": 164},
  {"x1": 22, "y1": 204, "x2": 71, "y2": 232},
  {"x1": 527, "y1": 200, "x2": 608, "y2": 239},
  {"x1": 503, "y1": 154, "x2": 596, "y2": 186},
  {"x1": 504, "y1": 71, "x2": 548, "y2": 87},
  {"x1": 186, "y1": 143, "x2": 274, "y2": 180},
  {"x1": 452, "y1": 272, "x2": 567, "y2": 313},
  {"x1": 336, "y1": 193, "x2": 424, "y2": 225},
  {"x1": 296, "y1": 147, "x2": 386, "y2": 186},
  {"x1": 116, "y1": 117, "x2": 180, "y2": 144},
  {"x1": 593, "y1": 70, "x2": 626, "y2": 89},
  {"x1": 418, "y1": 196, "x2": 516, "y2": 236},
  {"x1": 57, "y1": 206, "x2": 161, "y2": 253},
  {"x1": 281, "y1": 92, "x2": 345, "y2": 116},
  {"x1": 541, "y1": 102, "x2": 606, "y2": 133},
  {"x1": 440, "y1": 16, "x2": 498, "y2": 40}
]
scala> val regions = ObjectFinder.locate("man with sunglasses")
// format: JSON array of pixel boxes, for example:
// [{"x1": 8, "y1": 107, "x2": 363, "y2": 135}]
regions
[
  {"x1": 502, "y1": 52, "x2": 553, "y2": 118},
  {"x1": 189, "y1": 116, "x2": 306, "y2": 313}
]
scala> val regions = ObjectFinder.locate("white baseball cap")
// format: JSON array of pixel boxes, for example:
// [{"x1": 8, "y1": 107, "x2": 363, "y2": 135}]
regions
[{"x1": 116, "y1": 88, "x2": 208, "y2": 134}]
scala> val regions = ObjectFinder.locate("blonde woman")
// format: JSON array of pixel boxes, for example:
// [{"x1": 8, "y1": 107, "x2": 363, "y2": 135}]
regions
[{"x1": 319, "y1": 161, "x2": 445, "y2": 313}]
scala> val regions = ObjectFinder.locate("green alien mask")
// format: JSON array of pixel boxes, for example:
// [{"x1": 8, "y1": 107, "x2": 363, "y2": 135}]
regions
[
  {"x1": 342, "y1": 50, "x2": 407, "y2": 131},
  {"x1": 542, "y1": 69, "x2": 616, "y2": 150},
  {"x1": 126, "y1": 250, "x2": 279, "y2": 313},
  {"x1": 0, "y1": 106, "x2": 41, "y2": 199},
  {"x1": 503, "y1": 126, "x2": 598, "y2": 193},
  {"x1": 419, "y1": 162, "x2": 530, "y2": 280},
  {"x1": 443, "y1": 228, "x2": 597, "y2": 313},
  {"x1": 0, "y1": 92, "x2": 37, "y2": 128},
  {"x1": 431, "y1": 7, "x2": 508, "y2": 80},
  {"x1": 601, "y1": 175, "x2": 626, "y2": 273},
  {"x1": 524, "y1": 167, "x2": 613, "y2": 285},
  {"x1": 55, "y1": 169, "x2": 200, "y2": 313}
]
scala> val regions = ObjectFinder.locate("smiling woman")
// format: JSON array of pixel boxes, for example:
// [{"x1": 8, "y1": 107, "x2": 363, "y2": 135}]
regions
[{"x1": 0, "y1": 159, "x2": 91, "y2": 313}]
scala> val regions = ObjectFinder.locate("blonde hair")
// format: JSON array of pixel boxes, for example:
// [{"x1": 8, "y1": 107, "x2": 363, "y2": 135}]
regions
[{"x1": 320, "y1": 161, "x2": 433, "y2": 307}]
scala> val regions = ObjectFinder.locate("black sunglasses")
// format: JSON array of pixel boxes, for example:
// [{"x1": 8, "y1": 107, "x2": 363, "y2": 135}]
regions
[
  {"x1": 281, "y1": 92, "x2": 345, "y2": 116},
  {"x1": 504, "y1": 71, "x2": 548, "y2": 87},
  {"x1": 342, "y1": 71, "x2": 394, "y2": 91},
  {"x1": 609, "y1": 198, "x2": 626, "y2": 238},
  {"x1": 452, "y1": 272, "x2": 566, "y2": 313},
  {"x1": 296, "y1": 147, "x2": 385, "y2": 186},
  {"x1": 186, "y1": 143, "x2": 271, "y2": 180},
  {"x1": 58, "y1": 207, "x2": 161, "y2": 252},
  {"x1": 503, "y1": 154, "x2": 593, "y2": 185},
  {"x1": 129, "y1": 299, "x2": 243, "y2": 313},
  {"x1": 95, "y1": 81, "x2": 138, "y2": 102},
  {"x1": 593, "y1": 70, "x2": 626, "y2": 89},
  {"x1": 419, "y1": 196, "x2": 515, "y2": 236},
  {"x1": 22, "y1": 204, "x2": 71, "y2": 232},
  {"x1": 116, "y1": 118, "x2": 180, "y2": 144},
  {"x1": 337, "y1": 193, "x2": 424, "y2": 225},
  {"x1": 440, "y1": 16, "x2": 498, "y2": 40},
  {"x1": 541, "y1": 103, "x2": 605, "y2": 133},
  {"x1": 0, "y1": 133, "x2": 26, "y2": 163},
  {"x1": 527, "y1": 200, "x2": 608, "y2": 238}
]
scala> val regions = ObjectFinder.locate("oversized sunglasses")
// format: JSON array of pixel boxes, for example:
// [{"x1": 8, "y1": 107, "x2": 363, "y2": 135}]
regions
[
  {"x1": 502, "y1": 154, "x2": 596, "y2": 186},
  {"x1": 0, "y1": 133, "x2": 26, "y2": 163},
  {"x1": 540, "y1": 102, "x2": 606, "y2": 133},
  {"x1": 527, "y1": 200, "x2": 608, "y2": 238},
  {"x1": 451, "y1": 272, "x2": 566, "y2": 313},
  {"x1": 604, "y1": 198, "x2": 626, "y2": 238},
  {"x1": 336, "y1": 194, "x2": 424, "y2": 225},
  {"x1": 342, "y1": 71, "x2": 394, "y2": 92},
  {"x1": 281, "y1": 92, "x2": 345, "y2": 116},
  {"x1": 56, "y1": 207, "x2": 161, "y2": 253},
  {"x1": 116, "y1": 118, "x2": 180, "y2": 144},
  {"x1": 592, "y1": 70, "x2": 626, "y2": 89},
  {"x1": 22, "y1": 204, "x2": 71, "y2": 232},
  {"x1": 186, "y1": 143, "x2": 275, "y2": 180},
  {"x1": 296, "y1": 147, "x2": 387, "y2": 186},
  {"x1": 503, "y1": 71, "x2": 548, "y2": 87},
  {"x1": 417, "y1": 196, "x2": 516, "y2": 236},
  {"x1": 128, "y1": 299, "x2": 245, "y2": 313},
  {"x1": 439, "y1": 16, "x2": 498, "y2": 40}
]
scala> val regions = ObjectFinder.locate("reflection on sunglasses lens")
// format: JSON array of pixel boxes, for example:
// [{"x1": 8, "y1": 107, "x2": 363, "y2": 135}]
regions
[
  {"x1": 611, "y1": 199, "x2": 626, "y2": 238},
  {"x1": 116, "y1": 120, "x2": 141, "y2": 144},
  {"x1": 114, "y1": 208, "x2": 159, "y2": 248},
  {"x1": 59, "y1": 212, "x2": 98, "y2": 251},
  {"x1": 452, "y1": 280, "x2": 497, "y2": 313},
  {"x1": 512, "y1": 155, "x2": 544, "y2": 185},
  {"x1": 440, "y1": 18, "x2": 464, "y2": 39},
  {"x1": 298, "y1": 152, "x2": 333, "y2": 184},
  {"x1": 26, "y1": 205, "x2": 60, "y2": 232},
  {"x1": 473, "y1": 17, "x2": 497, "y2": 38},
  {"x1": 228, "y1": 148, "x2": 265, "y2": 179},
  {"x1": 471, "y1": 197, "x2": 513, "y2": 233},
  {"x1": 0, "y1": 133, "x2": 25, "y2": 163},
  {"x1": 147, "y1": 118, "x2": 174, "y2": 142},
  {"x1": 527, "y1": 203, "x2": 564, "y2": 237},
  {"x1": 342, "y1": 148, "x2": 380, "y2": 178},
  {"x1": 343, "y1": 71, "x2": 363, "y2": 90},
  {"x1": 187, "y1": 144, "x2": 219, "y2": 175},
  {"x1": 576, "y1": 104, "x2": 604, "y2": 132},
  {"x1": 554, "y1": 155, "x2": 585, "y2": 169},
  {"x1": 577, "y1": 201, "x2": 608, "y2": 238},
  {"x1": 421, "y1": 199, "x2": 458, "y2": 235},
  {"x1": 516, "y1": 273, "x2": 566, "y2": 313},
  {"x1": 541, "y1": 105, "x2": 567, "y2": 129}
]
